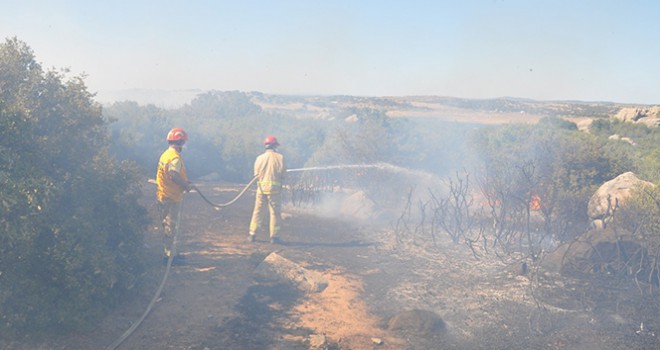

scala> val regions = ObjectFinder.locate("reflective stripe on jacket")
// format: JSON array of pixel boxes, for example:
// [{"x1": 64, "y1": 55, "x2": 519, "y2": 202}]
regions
[
  {"x1": 254, "y1": 149, "x2": 285, "y2": 194},
  {"x1": 156, "y1": 147, "x2": 188, "y2": 202}
]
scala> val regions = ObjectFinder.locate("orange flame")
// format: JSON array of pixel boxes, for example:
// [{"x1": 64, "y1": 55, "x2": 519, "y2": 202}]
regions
[{"x1": 530, "y1": 194, "x2": 541, "y2": 211}]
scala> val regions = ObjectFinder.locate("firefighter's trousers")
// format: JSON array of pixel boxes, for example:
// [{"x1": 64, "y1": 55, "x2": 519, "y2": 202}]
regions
[
  {"x1": 158, "y1": 199, "x2": 182, "y2": 257},
  {"x1": 249, "y1": 191, "x2": 281, "y2": 238}
]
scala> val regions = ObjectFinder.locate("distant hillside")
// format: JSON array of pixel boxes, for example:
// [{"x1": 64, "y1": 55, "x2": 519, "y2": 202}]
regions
[
  {"x1": 248, "y1": 93, "x2": 632, "y2": 124},
  {"x1": 95, "y1": 89, "x2": 644, "y2": 124}
]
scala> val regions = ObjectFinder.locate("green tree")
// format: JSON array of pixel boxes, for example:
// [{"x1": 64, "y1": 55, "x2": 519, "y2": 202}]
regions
[
  {"x1": 0, "y1": 38, "x2": 147, "y2": 335},
  {"x1": 537, "y1": 116, "x2": 578, "y2": 131},
  {"x1": 105, "y1": 101, "x2": 172, "y2": 175}
]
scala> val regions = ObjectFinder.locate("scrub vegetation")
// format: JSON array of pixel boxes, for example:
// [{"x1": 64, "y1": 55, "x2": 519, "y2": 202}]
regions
[{"x1": 0, "y1": 38, "x2": 148, "y2": 336}]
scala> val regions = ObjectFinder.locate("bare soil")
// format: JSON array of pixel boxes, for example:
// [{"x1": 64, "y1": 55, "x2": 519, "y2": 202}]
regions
[{"x1": 5, "y1": 181, "x2": 660, "y2": 349}]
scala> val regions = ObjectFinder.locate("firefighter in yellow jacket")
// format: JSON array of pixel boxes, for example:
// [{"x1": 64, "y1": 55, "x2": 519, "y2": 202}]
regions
[
  {"x1": 156, "y1": 128, "x2": 195, "y2": 264},
  {"x1": 248, "y1": 136, "x2": 286, "y2": 244}
]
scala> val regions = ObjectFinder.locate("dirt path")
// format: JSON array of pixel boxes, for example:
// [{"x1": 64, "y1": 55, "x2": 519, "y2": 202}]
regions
[
  {"x1": 6, "y1": 181, "x2": 660, "y2": 349},
  {"x1": 18, "y1": 182, "x2": 402, "y2": 350}
]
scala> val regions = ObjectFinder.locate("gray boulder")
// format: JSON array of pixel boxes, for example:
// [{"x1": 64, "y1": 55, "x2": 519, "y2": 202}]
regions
[
  {"x1": 587, "y1": 172, "x2": 655, "y2": 229},
  {"x1": 542, "y1": 227, "x2": 642, "y2": 276}
]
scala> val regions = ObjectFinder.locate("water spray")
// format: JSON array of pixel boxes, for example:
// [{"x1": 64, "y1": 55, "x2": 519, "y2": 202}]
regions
[
  {"x1": 286, "y1": 164, "x2": 382, "y2": 173},
  {"x1": 286, "y1": 162, "x2": 436, "y2": 180}
]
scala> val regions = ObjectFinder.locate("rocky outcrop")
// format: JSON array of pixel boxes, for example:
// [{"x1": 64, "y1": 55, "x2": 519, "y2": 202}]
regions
[
  {"x1": 543, "y1": 172, "x2": 658, "y2": 280},
  {"x1": 340, "y1": 190, "x2": 375, "y2": 220},
  {"x1": 387, "y1": 309, "x2": 446, "y2": 336},
  {"x1": 612, "y1": 106, "x2": 660, "y2": 128},
  {"x1": 608, "y1": 134, "x2": 635, "y2": 146},
  {"x1": 542, "y1": 227, "x2": 643, "y2": 276},
  {"x1": 254, "y1": 252, "x2": 328, "y2": 292},
  {"x1": 587, "y1": 172, "x2": 655, "y2": 229}
]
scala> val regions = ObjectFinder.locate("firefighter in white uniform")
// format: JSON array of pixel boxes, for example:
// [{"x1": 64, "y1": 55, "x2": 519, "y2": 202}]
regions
[{"x1": 248, "y1": 136, "x2": 286, "y2": 244}]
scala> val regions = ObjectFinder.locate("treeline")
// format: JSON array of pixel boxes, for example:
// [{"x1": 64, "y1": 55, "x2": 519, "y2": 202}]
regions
[{"x1": 104, "y1": 91, "x2": 475, "y2": 183}]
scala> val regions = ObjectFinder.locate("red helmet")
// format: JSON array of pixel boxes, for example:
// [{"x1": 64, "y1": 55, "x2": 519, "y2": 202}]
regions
[
  {"x1": 263, "y1": 135, "x2": 279, "y2": 147},
  {"x1": 167, "y1": 128, "x2": 188, "y2": 142}
]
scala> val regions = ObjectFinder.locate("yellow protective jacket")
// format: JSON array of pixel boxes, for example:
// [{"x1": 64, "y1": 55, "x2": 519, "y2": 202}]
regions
[
  {"x1": 254, "y1": 149, "x2": 286, "y2": 194},
  {"x1": 156, "y1": 147, "x2": 188, "y2": 202}
]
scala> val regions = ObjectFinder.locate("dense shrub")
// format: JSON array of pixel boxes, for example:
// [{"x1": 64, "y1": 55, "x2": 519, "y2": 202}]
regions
[
  {"x1": 0, "y1": 38, "x2": 148, "y2": 336},
  {"x1": 471, "y1": 122, "x2": 622, "y2": 242},
  {"x1": 105, "y1": 90, "x2": 332, "y2": 182},
  {"x1": 589, "y1": 118, "x2": 660, "y2": 183}
]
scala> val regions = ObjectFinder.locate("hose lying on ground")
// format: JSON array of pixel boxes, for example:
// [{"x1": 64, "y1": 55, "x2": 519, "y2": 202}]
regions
[
  {"x1": 106, "y1": 177, "x2": 258, "y2": 349},
  {"x1": 105, "y1": 199, "x2": 184, "y2": 350}
]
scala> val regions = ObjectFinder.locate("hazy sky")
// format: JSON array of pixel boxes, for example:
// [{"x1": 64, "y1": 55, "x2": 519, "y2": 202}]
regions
[{"x1": 2, "y1": 0, "x2": 659, "y2": 104}]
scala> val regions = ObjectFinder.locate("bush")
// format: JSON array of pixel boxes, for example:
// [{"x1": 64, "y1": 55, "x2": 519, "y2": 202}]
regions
[
  {"x1": 614, "y1": 185, "x2": 660, "y2": 286},
  {"x1": 471, "y1": 123, "x2": 620, "y2": 244},
  {"x1": 0, "y1": 38, "x2": 148, "y2": 336}
]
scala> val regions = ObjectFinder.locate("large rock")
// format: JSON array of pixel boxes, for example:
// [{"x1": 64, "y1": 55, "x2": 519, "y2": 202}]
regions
[
  {"x1": 556, "y1": 172, "x2": 659, "y2": 280},
  {"x1": 387, "y1": 309, "x2": 446, "y2": 336},
  {"x1": 608, "y1": 134, "x2": 635, "y2": 146},
  {"x1": 340, "y1": 190, "x2": 375, "y2": 220},
  {"x1": 254, "y1": 252, "x2": 328, "y2": 293},
  {"x1": 612, "y1": 106, "x2": 660, "y2": 128},
  {"x1": 542, "y1": 228, "x2": 644, "y2": 276},
  {"x1": 587, "y1": 172, "x2": 655, "y2": 229}
]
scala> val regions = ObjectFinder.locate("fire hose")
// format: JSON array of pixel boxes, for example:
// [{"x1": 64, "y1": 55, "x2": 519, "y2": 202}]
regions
[
  {"x1": 104, "y1": 199, "x2": 184, "y2": 350},
  {"x1": 105, "y1": 176, "x2": 258, "y2": 350},
  {"x1": 194, "y1": 175, "x2": 258, "y2": 209}
]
